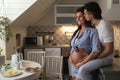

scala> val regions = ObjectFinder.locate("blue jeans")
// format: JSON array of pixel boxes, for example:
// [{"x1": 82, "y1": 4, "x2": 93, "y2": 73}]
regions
[{"x1": 71, "y1": 54, "x2": 113, "y2": 80}]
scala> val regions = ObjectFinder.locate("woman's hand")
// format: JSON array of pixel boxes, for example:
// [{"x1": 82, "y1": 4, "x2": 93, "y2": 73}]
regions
[
  {"x1": 75, "y1": 53, "x2": 99, "y2": 69},
  {"x1": 78, "y1": 54, "x2": 88, "y2": 62},
  {"x1": 75, "y1": 62, "x2": 83, "y2": 69},
  {"x1": 74, "y1": 55, "x2": 88, "y2": 69}
]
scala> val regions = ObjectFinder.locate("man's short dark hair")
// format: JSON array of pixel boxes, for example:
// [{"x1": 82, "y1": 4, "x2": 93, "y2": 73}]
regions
[{"x1": 84, "y1": 1, "x2": 102, "y2": 19}]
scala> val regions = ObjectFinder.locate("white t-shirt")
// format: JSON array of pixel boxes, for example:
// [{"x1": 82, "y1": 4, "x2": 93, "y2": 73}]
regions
[{"x1": 96, "y1": 19, "x2": 114, "y2": 47}]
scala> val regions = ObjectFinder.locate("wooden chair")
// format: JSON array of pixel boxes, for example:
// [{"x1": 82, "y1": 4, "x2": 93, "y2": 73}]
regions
[
  {"x1": 26, "y1": 51, "x2": 45, "y2": 80},
  {"x1": 43, "y1": 56, "x2": 63, "y2": 80}
]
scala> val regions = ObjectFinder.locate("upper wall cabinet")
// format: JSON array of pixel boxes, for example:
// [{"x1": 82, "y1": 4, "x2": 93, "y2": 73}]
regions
[{"x1": 55, "y1": 5, "x2": 81, "y2": 25}]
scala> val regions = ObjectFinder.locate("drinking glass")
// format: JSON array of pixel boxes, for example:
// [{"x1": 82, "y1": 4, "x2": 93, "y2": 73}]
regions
[
  {"x1": 18, "y1": 53, "x2": 23, "y2": 69},
  {"x1": 19, "y1": 53, "x2": 23, "y2": 61}
]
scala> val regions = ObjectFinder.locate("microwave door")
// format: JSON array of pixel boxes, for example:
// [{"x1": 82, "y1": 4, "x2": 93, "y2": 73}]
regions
[{"x1": 25, "y1": 37, "x2": 37, "y2": 45}]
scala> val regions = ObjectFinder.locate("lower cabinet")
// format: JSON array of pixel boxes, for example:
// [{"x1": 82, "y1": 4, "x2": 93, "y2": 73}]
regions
[{"x1": 45, "y1": 48, "x2": 61, "y2": 56}]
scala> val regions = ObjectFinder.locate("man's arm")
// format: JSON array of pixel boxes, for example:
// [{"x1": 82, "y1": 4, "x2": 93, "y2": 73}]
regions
[{"x1": 97, "y1": 42, "x2": 114, "y2": 58}]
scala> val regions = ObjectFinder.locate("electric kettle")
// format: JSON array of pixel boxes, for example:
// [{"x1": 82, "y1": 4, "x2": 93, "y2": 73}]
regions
[{"x1": 11, "y1": 52, "x2": 20, "y2": 69}]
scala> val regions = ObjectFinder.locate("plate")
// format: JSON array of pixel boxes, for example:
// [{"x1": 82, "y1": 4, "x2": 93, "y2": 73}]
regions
[{"x1": 3, "y1": 70, "x2": 22, "y2": 77}]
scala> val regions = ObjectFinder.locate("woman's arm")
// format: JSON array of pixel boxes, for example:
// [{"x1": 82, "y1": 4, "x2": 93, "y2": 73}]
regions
[{"x1": 97, "y1": 42, "x2": 113, "y2": 58}]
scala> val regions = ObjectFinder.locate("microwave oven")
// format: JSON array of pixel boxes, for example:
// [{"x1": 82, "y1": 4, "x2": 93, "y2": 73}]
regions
[{"x1": 25, "y1": 36, "x2": 43, "y2": 45}]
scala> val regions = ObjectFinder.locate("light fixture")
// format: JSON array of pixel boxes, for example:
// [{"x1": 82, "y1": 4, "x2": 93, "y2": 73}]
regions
[
  {"x1": 60, "y1": 25, "x2": 77, "y2": 39},
  {"x1": 65, "y1": 32, "x2": 73, "y2": 36},
  {"x1": 61, "y1": 25, "x2": 78, "y2": 33}
]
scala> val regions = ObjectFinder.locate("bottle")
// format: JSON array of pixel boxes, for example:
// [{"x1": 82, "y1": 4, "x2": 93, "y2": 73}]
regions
[{"x1": 18, "y1": 52, "x2": 24, "y2": 69}]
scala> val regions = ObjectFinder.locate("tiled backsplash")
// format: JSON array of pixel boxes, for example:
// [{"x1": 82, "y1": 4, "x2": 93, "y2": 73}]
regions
[
  {"x1": 27, "y1": 21, "x2": 120, "y2": 50},
  {"x1": 27, "y1": 25, "x2": 71, "y2": 45}
]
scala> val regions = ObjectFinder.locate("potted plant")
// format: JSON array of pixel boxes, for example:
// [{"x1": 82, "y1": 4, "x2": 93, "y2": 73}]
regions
[
  {"x1": 0, "y1": 16, "x2": 12, "y2": 56},
  {"x1": 0, "y1": 16, "x2": 12, "y2": 41}
]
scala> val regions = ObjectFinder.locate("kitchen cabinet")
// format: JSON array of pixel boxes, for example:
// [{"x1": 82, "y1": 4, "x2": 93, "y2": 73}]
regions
[
  {"x1": 61, "y1": 47, "x2": 70, "y2": 57},
  {"x1": 55, "y1": 5, "x2": 81, "y2": 25},
  {"x1": 45, "y1": 48, "x2": 61, "y2": 56}
]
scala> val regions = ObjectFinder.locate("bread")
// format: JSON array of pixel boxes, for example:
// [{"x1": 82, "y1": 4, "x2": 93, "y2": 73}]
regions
[{"x1": 25, "y1": 67, "x2": 40, "y2": 72}]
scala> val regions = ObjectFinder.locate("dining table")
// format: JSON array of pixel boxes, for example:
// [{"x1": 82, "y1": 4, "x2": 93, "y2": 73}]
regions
[{"x1": 0, "y1": 60, "x2": 42, "y2": 80}]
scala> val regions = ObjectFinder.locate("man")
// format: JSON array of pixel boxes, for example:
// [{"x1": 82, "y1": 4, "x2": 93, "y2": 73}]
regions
[{"x1": 82, "y1": 1, "x2": 114, "y2": 80}]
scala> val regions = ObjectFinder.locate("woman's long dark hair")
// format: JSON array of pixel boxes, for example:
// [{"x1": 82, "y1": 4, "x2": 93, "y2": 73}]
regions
[{"x1": 70, "y1": 6, "x2": 94, "y2": 47}]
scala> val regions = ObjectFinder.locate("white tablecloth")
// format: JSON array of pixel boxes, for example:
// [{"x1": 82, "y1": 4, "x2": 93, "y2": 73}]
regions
[{"x1": 0, "y1": 60, "x2": 42, "y2": 80}]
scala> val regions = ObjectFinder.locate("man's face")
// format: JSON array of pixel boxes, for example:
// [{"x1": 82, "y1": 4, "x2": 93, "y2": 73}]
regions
[{"x1": 84, "y1": 9, "x2": 93, "y2": 21}]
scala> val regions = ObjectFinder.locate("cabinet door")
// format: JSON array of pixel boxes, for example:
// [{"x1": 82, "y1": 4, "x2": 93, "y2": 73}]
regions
[
  {"x1": 55, "y1": 5, "x2": 81, "y2": 25},
  {"x1": 56, "y1": 5, "x2": 80, "y2": 13},
  {"x1": 56, "y1": 17, "x2": 76, "y2": 25},
  {"x1": 45, "y1": 48, "x2": 61, "y2": 56},
  {"x1": 61, "y1": 47, "x2": 70, "y2": 57}
]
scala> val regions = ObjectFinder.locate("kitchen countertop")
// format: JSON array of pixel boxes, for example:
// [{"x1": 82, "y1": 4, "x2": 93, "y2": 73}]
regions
[
  {"x1": 99, "y1": 58, "x2": 120, "y2": 80},
  {"x1": 100, "y1": 58, "x2": 120, "y2": 71},
  {"x1": 23, "y1": 44, "x2": 70, "y2": 49}
]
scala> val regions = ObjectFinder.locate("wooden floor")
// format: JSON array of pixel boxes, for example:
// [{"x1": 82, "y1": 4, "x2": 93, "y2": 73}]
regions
[
  {"x1": 39, "y1": 74, "x2": 71, "y2": 80},
  {"x1": 45, "y1": 77, "x2": 60, "y2": 80},
  {"x1": 40, "y1": 75, "x2": 72, "y2": 80}
]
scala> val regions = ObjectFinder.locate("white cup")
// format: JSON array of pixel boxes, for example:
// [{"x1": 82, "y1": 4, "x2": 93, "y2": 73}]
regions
[{"x1": 20, "y1": 60, "x2": 25, "y2": 69}]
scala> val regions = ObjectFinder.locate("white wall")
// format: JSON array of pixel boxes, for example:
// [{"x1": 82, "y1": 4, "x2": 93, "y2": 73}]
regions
[
  {"x1": 6, "y1": 24, "x2": 26, "y2": 59},
  {"x1": 98, "y1": 0, "x2": 120, "y2": 20}
]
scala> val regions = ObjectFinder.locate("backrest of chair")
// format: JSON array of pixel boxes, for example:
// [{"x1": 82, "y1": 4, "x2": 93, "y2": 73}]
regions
[
  {"x1": 44, "y1": 56, "x2": 63, "y2": 76},
  {"x1": 26, "y1": 51, "x2": 45, "y2": 66}
]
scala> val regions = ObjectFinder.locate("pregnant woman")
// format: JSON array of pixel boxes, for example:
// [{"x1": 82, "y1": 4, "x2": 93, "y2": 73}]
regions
[{"x1": 69, "y1": 6, "x2": 101, "y2": 80}]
